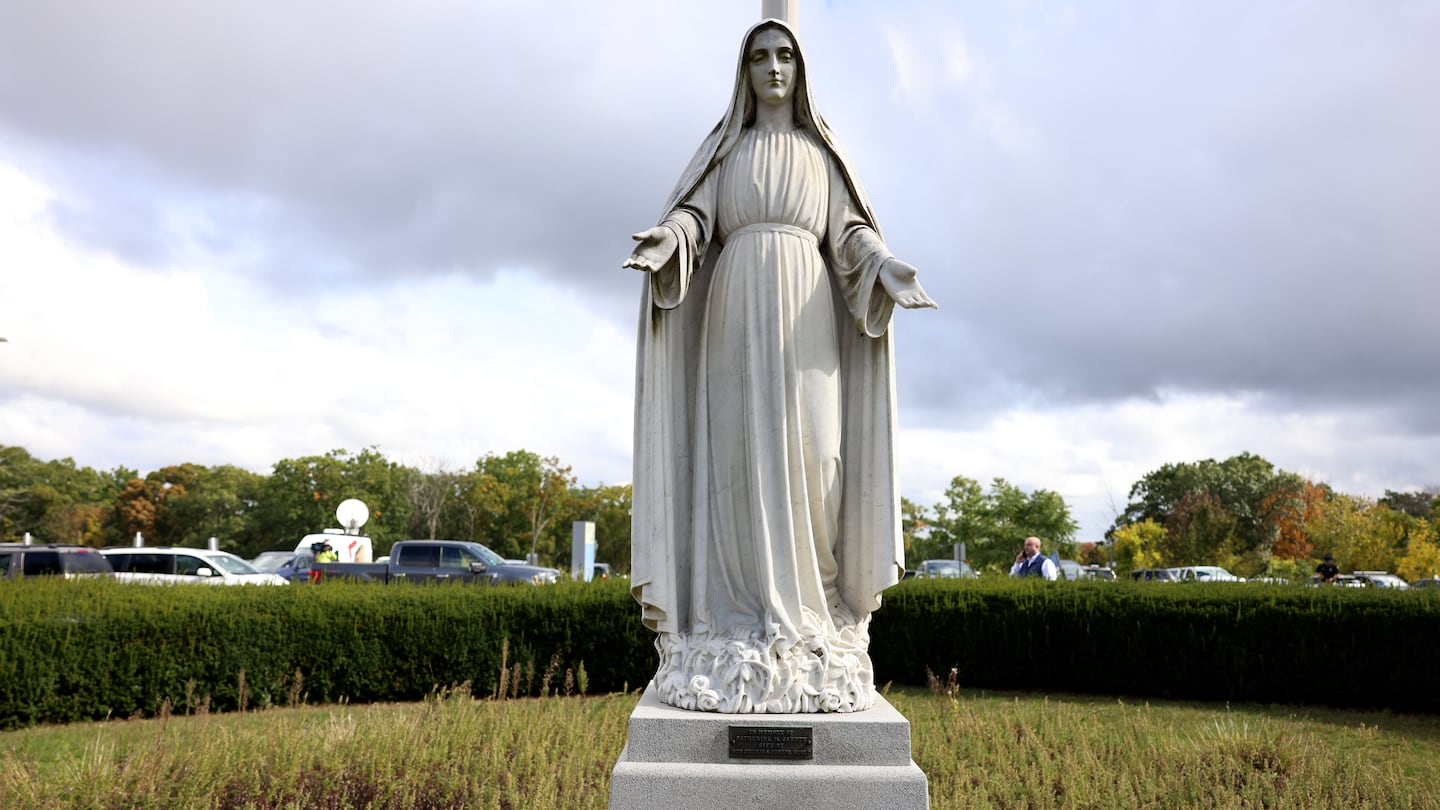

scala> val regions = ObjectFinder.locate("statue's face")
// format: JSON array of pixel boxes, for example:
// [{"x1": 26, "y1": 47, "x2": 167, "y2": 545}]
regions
[{"x1": 747, "y1": 28, "x2": 797, "y2": 106}]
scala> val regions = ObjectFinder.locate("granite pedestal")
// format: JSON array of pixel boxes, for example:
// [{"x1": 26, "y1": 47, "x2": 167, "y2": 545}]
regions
[{"x1": 610, "y1": 684, "x2": 929, "y2": 809}]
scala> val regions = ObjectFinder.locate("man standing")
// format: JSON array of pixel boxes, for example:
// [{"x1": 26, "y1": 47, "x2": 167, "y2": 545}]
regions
[
  {"x1": 1010, "y1": 536, "x2": 1058, "y2": 580},
  {"x1": 1315, "y1": 554, "x2": 1340, "y2": 583}
]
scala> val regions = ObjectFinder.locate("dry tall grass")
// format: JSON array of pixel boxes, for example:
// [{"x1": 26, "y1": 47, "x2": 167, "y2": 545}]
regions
[
  {"x1": 896, "y1": 669, "x2": 1439, "y2": 809},
  {"x1": 3, "y1": 680, "x2": 1437, "y2": 809}
]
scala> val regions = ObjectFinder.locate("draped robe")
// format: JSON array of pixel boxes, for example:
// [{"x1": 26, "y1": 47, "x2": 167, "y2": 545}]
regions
[{"x1": 631, "y1": 19, "x2": 905, "y2": 714}]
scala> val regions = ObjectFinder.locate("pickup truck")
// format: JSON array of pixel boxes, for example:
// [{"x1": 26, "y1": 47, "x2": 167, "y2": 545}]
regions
[{"x1": 311, "y1": 539, "x2": 561, "y2": 585}]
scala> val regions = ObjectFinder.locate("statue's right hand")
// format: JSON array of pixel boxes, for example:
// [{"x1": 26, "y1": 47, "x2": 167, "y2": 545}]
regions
[{"x1": 623, "y1": 226, "x2": 678, "y2": 273}]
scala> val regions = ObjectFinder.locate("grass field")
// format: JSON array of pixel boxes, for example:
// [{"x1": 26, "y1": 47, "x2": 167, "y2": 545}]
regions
[{"x1": 2, "y1": 681, "x2": 1438, "y2": 809}]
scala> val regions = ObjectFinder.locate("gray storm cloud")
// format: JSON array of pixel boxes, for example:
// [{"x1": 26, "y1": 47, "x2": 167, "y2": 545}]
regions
[{"x1": 1, "y1": 1, "x2": 1437, "y2": 532}]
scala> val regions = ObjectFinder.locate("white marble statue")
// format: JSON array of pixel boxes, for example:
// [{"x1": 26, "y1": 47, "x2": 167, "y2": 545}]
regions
[{"x1": 625, "y1": 18, "x2": 937, "y2": 714}]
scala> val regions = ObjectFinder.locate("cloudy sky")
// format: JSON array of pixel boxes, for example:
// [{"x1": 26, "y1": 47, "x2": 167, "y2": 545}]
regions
[{"x1": 2, "y1": 1, "x2": 1437, "y2": 541}]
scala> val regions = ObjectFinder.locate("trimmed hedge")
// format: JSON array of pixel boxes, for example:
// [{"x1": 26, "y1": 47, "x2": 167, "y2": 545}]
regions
[
  {"x1": 2, "y1": 577, "x2": 1437, "y2": 728},
  {"x1": 0, "y1": 578, "x2": 654, "y2": 729},
  {"x1": 871, "y1": 578, "x2": 1440, "y2": 712}
]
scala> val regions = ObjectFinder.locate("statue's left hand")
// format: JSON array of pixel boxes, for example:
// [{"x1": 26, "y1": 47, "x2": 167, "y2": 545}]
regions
[{"x1": 880, "y1": 258, "x2": 938, "y2": 309}]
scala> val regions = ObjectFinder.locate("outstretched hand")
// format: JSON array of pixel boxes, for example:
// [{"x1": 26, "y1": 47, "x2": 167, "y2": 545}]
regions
[
  {"x1": 623, "y1": 227, "x2": 679, "y2": 273},
  {"x1": 880, "y1": 258, "x2": 938, "y2": 309}
]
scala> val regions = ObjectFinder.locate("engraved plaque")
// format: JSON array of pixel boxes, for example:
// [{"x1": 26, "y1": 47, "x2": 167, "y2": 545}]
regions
[{"x1": 728, "y1": 725, "x2": 814, "y2": 760}]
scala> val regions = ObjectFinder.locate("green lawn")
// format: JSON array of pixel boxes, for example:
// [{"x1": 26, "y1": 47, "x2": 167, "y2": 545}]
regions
[{"x1": 3, "y1": 684, "x2": 1437, "y2": 809}]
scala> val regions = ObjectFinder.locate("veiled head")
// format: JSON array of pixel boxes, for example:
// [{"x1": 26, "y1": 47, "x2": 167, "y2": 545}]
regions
[
  {"x1": 657, "y1": 18, "x2": 880, "y2": 222},
  {"x1": 739, "y1": 20, "x2": 809, "y2": 127},
  {"x1": 747, "y1": 27, "x2": 798, "y2": 107}
]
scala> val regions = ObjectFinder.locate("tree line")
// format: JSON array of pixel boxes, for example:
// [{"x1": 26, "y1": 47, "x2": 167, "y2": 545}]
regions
[
  {"x1": 6, "y1": 443, "x2": 1435, "y2": 581},
  {"x1": 0, "y1": 445, "x2": 631, "y2": 569},
  {"x1": 1103, "y1": 452, "x2": 1440, "y2": 581},
  {"x1": 894, "y1": 451, "x2": 1439, "y2": 580},
  {"x1": 3, "y1": 442, "x2": 1084, "y2": 574}
]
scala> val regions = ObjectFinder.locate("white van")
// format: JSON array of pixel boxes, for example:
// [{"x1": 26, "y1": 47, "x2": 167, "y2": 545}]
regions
[
  {"x1": 294, "y1": 530, "x2": 373, "y2": 563},
  {"x1": 102, "y1": 547, "x2": 289, "y2": 586}
]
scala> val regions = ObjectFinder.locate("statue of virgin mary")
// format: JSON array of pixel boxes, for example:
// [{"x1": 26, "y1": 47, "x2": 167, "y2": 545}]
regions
[{"x1": 624, "y1": 18, "x2": 936, "y2": 714}]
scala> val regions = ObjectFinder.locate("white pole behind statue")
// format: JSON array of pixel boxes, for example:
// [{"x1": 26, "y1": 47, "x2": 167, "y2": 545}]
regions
[{"x1": 761, "y1": 0, "x2": 798, "y2": 27}]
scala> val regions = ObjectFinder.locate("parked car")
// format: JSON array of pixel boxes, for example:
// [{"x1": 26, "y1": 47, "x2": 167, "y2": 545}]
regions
[
  {"x1": 1307, "y1": 573, "x2": 1367, "y2": 588},
  {"x1": 1411, "y1": 578, "x2": 1440, "y2": 590},
  {"x1": 251, "y1": 550, "x2": 314, "y2": 583},
  {"x1": 102, "y1": 547, "x2": 288, "y2": 586},
  {"x1": 1173, "y1": 565, "x2": 1243, "y2": 583},
  {"x1": 1079, "y1": 565, "x2": 1116, "y2": 581},
  {"x1": 1055, "y1": 559, "x2": 1085, "y2": 580},
  {"x1": 1131, "y1": 568, "x2": 1182, "y2": 583},
  {"x1": 914, "y1": 559, "x2": 978, "y2": 579},
  {"x1": 312, "y1": 540, "x2": 560, "y2": 585},
  {"x1": 1352, "y1": 571, "x2": 1409, "y2": 590},
  {"x1": 0, "y1": 543, "x2": 114, "y2": 580}
]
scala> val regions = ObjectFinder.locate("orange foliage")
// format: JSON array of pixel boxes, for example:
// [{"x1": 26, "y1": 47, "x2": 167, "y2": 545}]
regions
[
  {"x1": 1265, "y1": 480, "x2": 1328, "y2": 560},
  {"x1": 115, "y1": 478, "x2": 158, "y2": 538}
]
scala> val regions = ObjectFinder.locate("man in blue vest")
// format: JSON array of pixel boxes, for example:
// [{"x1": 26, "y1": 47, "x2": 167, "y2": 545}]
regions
[{"x1": 1009, "y1": 536, "x2": 1058, "y2": 580}]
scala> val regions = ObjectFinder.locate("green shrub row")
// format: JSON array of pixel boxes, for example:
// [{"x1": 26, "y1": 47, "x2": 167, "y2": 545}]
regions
[
  {"x1": 871, "y1": 579, "x2": 1440, "y2": 712},
  {"x1": 0, "y1": 579, "x2": 654, "y2": 730},
  {"x1": 3, "y1": 578, "x2": 1437, "y2": 728}
]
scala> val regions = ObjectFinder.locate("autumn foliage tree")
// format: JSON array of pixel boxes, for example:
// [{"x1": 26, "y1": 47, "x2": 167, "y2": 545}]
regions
[
  {"x1": 1111, "y1": 518, "x2": 1165, "y2": 575},
  {"x1": 1161, "y1": 492, "x2": 1240, "y2": 568},
  {"x1": 1302, "y1": 493, "x2": 1404, "y2": 573},
  {"x1": 1, "y1": 446, "x2": 131, "y2": 546},
  {"x1": 114, "y1": 478, "x2": 164, "y2": 542},
  {"x1": 1398, "y1": 534, "x2": 1440, "y2": 582},
  {"x1": 1113, "y1": 453, "x2": 1283, "y2": 552},
  {"x1": 1111, "y1": 454, "x2": 1367, "y2": 576},
  {"x1": 1263, "y1": 478, "x2": 1329, "y2": 560}
]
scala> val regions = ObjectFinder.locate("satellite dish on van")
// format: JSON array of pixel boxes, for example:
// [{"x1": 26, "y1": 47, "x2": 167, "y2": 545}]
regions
[{"x1": 336, "y1": 499, "x2": 370, "y2": 534}]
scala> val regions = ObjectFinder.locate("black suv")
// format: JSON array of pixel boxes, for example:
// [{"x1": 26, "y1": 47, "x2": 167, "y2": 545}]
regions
[{"x1": 0, "y1": 543, "x2": 115, "y2": 580}]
